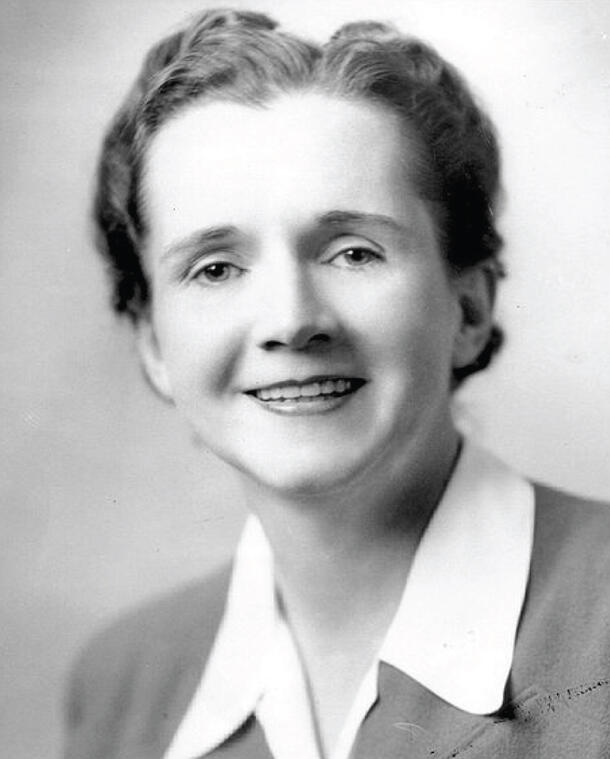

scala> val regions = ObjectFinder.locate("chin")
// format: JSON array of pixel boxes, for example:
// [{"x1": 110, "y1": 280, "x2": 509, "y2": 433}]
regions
[{"x1": 235, "y1": 451, "x2": 371, "y2": 499}]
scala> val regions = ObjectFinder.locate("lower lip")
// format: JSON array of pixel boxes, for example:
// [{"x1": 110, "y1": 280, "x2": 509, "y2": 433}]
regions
[{"x1": 246, "y1": 388, "x2": 363, "y2": 416}]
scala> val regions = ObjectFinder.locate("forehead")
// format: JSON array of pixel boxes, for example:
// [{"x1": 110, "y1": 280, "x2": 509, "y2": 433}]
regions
[{"x1": 143, "y1": 93, "x2": 423, "y2": 244}]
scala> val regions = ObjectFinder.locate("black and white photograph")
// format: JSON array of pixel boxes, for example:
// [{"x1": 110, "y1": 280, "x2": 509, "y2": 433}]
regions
[{"x1": 2, "y1": 1, "x2": 610, "y2": 757}]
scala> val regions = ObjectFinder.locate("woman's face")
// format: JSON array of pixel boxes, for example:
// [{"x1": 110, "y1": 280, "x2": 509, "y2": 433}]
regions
[{"x1": 139, "y1": 93, "x2": 479, "y2": 495}]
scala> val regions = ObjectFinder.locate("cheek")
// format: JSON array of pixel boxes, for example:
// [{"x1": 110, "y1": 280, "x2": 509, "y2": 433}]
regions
[
  {"x1": 345, "y1": 270, "x2": 457, "y2": 373},
  {"x1": 153, "y1": 294, "x2": 243, "y2": 400}
]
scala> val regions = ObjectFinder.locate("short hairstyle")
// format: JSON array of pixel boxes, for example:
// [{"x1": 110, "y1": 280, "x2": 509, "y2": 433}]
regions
[{"x1": 94, "y1": 8, "x2": 504, "y2": 384}]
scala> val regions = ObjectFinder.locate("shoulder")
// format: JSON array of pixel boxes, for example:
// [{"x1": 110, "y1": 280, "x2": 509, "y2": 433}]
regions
[
  {"x1": 532, "y1": 483, "x2": 610, "y2": 571},
  {"x1": 74, "y1": 562, "x2": 232, "y2": 676},
  {"x1": 64, "y1": 564, "x2": 232, "y2": 758},
  {"x1": 527, "y1": 483, "x2": 610, "y2": 632},
  {"x1": 514, "y1": 484, "x2": 610, "y2": 697}
]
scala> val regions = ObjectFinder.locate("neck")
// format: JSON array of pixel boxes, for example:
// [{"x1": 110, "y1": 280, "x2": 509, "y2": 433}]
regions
[{"x1": 240, "y1": 425, "x2": 461, "y2": 647}]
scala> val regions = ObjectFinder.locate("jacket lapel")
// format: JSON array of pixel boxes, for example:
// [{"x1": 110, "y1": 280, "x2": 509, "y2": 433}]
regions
[
  {"x1": 351, "y1": 666, "x2": 610, "y2": 759},
  {"x1": 350, "y1": 663, "x2": 488, "y2": 759}
]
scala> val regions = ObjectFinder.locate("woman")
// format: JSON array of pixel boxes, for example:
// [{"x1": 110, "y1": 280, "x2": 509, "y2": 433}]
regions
[{"x1": 65, "y1": 9, "x2": 610, "y2": 759}]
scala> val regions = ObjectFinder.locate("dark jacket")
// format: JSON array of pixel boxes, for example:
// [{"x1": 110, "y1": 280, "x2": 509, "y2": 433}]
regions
[{"x1": 64, "y1": 485, "x2": 610, "y2": 759}]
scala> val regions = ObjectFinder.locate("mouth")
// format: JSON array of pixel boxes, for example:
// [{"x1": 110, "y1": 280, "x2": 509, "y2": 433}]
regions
[{"x1": 244, "y1": 376, "x2": 366, "y2": 414}]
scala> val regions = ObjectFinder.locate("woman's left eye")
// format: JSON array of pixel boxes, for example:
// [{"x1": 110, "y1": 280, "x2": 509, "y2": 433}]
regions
[
  {"x1": 191, "y1": 261, "x2": 244, "y2": 284},
  {"x1": 329, "y1": 247, "x2": 382, "y2": 268}
]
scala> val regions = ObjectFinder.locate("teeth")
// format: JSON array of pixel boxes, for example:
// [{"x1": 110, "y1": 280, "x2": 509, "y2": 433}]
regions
[
  {"x1": 282, "y1": 385, "x2": 300, "y2": 399},
  {"x1": 301, "y1": 382, "x2": 320, "y2": 397},
  {"x1": 253, "y1": 378, "x2": 356, "y2": 401}
]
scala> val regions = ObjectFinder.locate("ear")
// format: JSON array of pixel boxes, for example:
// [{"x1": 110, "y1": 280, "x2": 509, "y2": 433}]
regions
[
  {"x1": 451, "y1": 265, "x2": 496, "y2": 371},
  {"x1": 135, "y1": 318, "x2": 174, "y2": 402}
]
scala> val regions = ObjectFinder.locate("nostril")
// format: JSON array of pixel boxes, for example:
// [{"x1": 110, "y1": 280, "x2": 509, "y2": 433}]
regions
[
  {"x1": 261, "y1": 331, "x2": 332, "y2": 352},
  {"x1": 262, "y1": 339, "x2": 284, "y2": 351}
]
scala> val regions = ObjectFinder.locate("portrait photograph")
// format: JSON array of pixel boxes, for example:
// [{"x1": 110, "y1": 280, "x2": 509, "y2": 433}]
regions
[{"x1": 1, "y1": 1, "x2": 610, "y2": 757}]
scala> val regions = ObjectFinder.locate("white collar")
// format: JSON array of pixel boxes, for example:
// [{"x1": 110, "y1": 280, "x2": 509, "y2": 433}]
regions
[
  {"x1": 163, "y1": 440, "x2": 534, "y2": 759},
  {"x1": 378, "y1": 440, "x2": 534, "y2": 713}
]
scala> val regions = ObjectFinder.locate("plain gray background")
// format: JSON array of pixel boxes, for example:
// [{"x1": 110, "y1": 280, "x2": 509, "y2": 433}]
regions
[{"x1": 2, "y1": 0, "x2": 609, "y2": 756}]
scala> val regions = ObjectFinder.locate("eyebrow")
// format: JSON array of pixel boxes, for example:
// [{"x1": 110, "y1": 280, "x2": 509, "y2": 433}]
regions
[
  {"x1": 159, "y1": 210, "x2": 408, "y2": 265},
  {"x1": 315, "y1": 210, "x2": 409, "y2": 235},
  {"x1": 160, "y1": 225, "x2": 240, "y2": 264}
]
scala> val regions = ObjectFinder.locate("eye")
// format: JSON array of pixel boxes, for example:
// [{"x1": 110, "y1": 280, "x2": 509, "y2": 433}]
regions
[
  {"x1": 328, "y1": 247, "x2": 382, "y2": 268},
  {"x1": 191, "y1": 261, "x2": 244, "y2": 284}
]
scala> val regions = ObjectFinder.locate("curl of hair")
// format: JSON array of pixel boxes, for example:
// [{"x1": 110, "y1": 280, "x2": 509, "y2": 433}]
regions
[{"x1": 94, "y1": 8, "x2": 505, "y2": 383}]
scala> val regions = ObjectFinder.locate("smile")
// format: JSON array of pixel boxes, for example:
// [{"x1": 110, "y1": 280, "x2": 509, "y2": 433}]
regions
[{"x1": 245, "y1": 377, "x2": 366, "y2": 414}]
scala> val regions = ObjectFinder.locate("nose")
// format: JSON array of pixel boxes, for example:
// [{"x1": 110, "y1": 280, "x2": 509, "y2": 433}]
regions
[{"x1": 252, "y1": 260, "x2": 338, "y2": 352}]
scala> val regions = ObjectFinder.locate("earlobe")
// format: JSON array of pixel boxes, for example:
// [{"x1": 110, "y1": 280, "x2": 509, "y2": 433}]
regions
[
  {"x1": 135, "y1": 319, "x2": 174, "y2": 402},
  {"x1": 451, "y1": 265, "x2": 495, "y2": 371}
]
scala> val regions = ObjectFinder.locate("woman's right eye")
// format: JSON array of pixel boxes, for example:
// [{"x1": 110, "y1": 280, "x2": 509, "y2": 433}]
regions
[{"x1": 190, "y1": 261, "x2": 244, "y2": 285}]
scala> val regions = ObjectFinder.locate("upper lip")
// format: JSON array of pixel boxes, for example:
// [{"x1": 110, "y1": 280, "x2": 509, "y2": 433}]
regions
[{"x1": 244, "y1": 375, "x2": 367, "y2": 394}]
